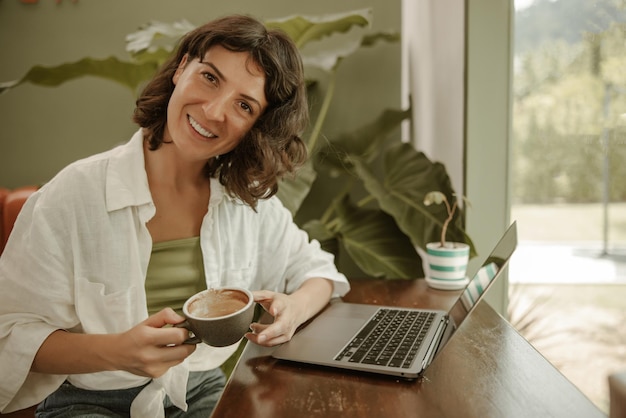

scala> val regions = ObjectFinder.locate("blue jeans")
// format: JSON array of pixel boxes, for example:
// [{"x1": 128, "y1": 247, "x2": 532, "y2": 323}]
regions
[{"x1": 35, "y1": 369, "x2": 226, "y2": 417}]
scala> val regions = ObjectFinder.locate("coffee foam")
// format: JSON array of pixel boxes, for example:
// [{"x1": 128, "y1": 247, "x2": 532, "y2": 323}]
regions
[{"x1": 188, "y1": 288, "x2": 248, "y2": 319}]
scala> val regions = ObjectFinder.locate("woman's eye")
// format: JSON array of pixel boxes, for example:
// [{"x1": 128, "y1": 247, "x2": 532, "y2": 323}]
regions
[
  {"x1": 239, "y1": 102, "x2": 252, "y2": 114},
  {"x1": 203, "y1": 72, "x2": 217, "y2": 84}
]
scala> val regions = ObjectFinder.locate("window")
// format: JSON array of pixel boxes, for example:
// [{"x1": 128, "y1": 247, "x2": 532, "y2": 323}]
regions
[{"x1": 509, "y1": 0, "x2": 626, "y2": 413}]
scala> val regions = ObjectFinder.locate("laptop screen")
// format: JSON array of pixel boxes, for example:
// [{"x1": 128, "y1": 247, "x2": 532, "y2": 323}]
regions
[{"x1": 448, "y1": 222, "x2": 518, "y2": 327}]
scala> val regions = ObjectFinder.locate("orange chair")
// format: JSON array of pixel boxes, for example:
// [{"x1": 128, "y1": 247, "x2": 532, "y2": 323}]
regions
[
  {"x1": 0, "y1": 186, "x2": 38, "y2": 254},
  {"x1": 0, "y1": 406, "x2": 37, "y2": 418},
  {"x1": 0, "y1": 188, "x2": 9, "y2": 253},
  {"x1": 0, "y1": 186, "x2": 38, "y2": 417}
]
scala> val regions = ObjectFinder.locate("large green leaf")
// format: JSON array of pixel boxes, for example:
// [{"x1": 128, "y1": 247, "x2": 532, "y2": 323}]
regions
[
  {"x1": 0, "y1": 56, "x2": 158, "y2": 95},
  {"x1": 301, "y1": 31, "x2": 400, "y2": 72},
  {"x1": 333, "y1": 108, "x2": 410, "y2": 160},
  {"x1": 302, "y1": 218, "x2": 335, "y2": 243},
  {"x1": 275, "y1": 160, "x2": 317, "y2": 216},
  {"x1": 317, "y1": 108, "x2": 410, "y2": 176},
  {"x1": 333, "y1": 195, "x2": 423, "y2": 278},
  {"x1": 352, "y1": 143, "x2": 476, "y2": 257},
  {"x1": 124, "y1": 20, "x2": 196, "y2": 68},
  {"x1": 125, "y1": 20, "x2": 196, "y2": 56},
  {"x1": 0, "y1": 20, "x2": 190, "y2": 95},
  {"x1": 301, "y1": 219, "x2": 340, "y2": 257},
  {"x1": 0, "y1": 12, "x2": 393, "y2": 96},
  {"x1": 266, "y1": 9, "x2": 371, "y2": 49},
  {"x1": 361, "y1": 31, "x2": 401, "y2": 47},
  {"x1": 268, "y1": 10, "x2": 379, "y2": 73}
]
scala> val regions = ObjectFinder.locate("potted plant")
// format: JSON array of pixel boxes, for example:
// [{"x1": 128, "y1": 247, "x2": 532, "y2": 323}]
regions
[
  {"x1": 0, "y1": 9, "x2": 475, "y2": 279},
  {"x1": 422, "y1": 191, "x2": 471, "y2": 290}
]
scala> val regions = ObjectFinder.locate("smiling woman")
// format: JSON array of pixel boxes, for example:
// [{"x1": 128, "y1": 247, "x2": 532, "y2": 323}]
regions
[
  {"x1": 135, "y1": 15, "x2": 309, "y2": 210},
  {"x1": 144, "y1": 45, "x2": 271, "y2": 244},
  {"x1": 165, "y1": 47, "x2": 268, "y2": 164},
  {"x1": 0, "y1": 14, "x2": 349, "y2": 417}
]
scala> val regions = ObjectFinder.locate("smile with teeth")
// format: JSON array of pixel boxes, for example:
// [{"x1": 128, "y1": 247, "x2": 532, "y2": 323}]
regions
[{"x1": 188, "y1": 115, "x2": 217, "y2": 138}]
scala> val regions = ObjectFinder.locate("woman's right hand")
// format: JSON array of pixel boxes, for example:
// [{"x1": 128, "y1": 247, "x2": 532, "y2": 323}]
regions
[
  {"x1": 32, "y1": 308, "x2": 196, "y2": 378},
  {"x1": 111, "y1": 308, "x2": 196, "y2": 378}
]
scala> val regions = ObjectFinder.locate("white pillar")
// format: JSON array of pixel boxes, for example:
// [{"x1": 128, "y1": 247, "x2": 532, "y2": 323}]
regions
[{"x1": 401, "y1": 0, "x2": 466, "y2": 198}]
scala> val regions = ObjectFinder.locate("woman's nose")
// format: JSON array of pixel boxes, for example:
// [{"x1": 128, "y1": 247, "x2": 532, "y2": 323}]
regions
[{"x1": 202, "y1": 95, "x2": 228, "y2": 122}]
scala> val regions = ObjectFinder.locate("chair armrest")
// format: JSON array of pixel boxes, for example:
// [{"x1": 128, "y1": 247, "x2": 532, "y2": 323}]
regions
[{"x1": 0, "y1": 186, "x2": 38, "y2": 254}]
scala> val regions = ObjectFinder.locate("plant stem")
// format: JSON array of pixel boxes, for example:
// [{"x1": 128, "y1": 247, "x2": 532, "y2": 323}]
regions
[
  {"x1": 441, "y1": 200, "x2": 458, "y2": 246},
  {"x1": 307, "y1": 72, "x2": 336, "y2": 152}
]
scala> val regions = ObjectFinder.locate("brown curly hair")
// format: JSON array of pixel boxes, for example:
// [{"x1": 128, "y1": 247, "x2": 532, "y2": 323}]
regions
[{"x1": 133, "y1": 15, "x2": 308, "y2": 209}]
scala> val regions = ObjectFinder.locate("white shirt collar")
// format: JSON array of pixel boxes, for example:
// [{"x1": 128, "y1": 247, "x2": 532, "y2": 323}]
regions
[{"x1": 105, "y1": 129, "x2": 154, "y2": 214}]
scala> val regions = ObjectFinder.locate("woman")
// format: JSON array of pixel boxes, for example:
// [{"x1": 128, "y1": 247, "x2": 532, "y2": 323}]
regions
[{"x1": 0, "y1": 14, "x2": 349, "y2": 417}]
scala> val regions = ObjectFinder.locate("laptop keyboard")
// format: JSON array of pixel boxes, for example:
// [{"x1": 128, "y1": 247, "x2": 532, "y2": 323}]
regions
[{"x1": 334, "y1": 309, "x2": 435, "y2": 368}]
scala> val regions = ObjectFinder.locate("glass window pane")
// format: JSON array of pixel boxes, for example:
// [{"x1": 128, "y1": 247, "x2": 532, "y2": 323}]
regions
[{"x1": 510, "y1": 0, "x2": 626, "y2": 414}]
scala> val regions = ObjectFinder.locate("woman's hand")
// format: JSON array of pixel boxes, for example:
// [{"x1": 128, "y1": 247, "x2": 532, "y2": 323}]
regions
[
  {"x1": 32, "y1": 308, "x2": 196, "y2": 378},
  {"x1": 111, "y1": 308, "x2": 196, "y2": 378},
  {"x1": 245, "y1": 278, "x2": 333, "y2": 347},
  {"x1": 245, "y1": 290, "x2": 304, "y2": 346}
]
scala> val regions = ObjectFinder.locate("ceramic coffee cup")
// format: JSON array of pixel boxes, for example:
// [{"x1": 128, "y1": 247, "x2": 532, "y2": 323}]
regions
[{"x1": 176, "y1": 286, "x2": 255, "y2": 347}]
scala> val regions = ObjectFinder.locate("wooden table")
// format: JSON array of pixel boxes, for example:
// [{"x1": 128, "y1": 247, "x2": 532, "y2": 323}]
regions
[{"x1": 211, "y1": 278, "x2": 605, "y2": 418}]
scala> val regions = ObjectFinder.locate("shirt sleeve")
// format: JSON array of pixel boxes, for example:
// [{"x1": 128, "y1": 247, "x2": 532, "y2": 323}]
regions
[
  {"x1": 0, "y1": 187, "x2": 74, "y2": 411},
  {"x1": 256, "y1": 197, "x2": 350, "y2": 297}
]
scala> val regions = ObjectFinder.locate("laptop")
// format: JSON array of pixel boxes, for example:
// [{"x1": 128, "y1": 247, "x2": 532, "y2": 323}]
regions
[{"x1": 272, "y1": 221, "x2": 518, "y2": 379}]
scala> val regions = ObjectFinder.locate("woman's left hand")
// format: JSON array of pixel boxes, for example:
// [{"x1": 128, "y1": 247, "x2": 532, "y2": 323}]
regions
[
  {"x1": 245, "y1": 290, "x2": 304, "y2": 347},
  {"x1": 245, "y1": 278, "x2": 334, "y2": 347}
]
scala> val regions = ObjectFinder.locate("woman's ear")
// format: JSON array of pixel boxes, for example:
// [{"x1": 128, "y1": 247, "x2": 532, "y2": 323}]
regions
[{"x1": 173, "y1": 54, "x2": 190, "y2": 85}]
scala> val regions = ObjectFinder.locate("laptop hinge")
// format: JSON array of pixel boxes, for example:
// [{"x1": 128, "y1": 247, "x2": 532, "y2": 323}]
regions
[{"x1": 421, "y1": 316, "x2": 449, "y2": 370}]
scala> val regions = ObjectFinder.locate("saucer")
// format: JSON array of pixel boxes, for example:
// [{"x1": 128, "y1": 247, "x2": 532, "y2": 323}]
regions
[{"x1": 425, "y1": 276, "x2": 469, "y2": 291}]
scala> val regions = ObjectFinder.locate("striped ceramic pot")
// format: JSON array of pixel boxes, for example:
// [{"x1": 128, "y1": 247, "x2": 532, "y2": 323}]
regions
[{"x1": 425, "y1": 242, "x2": 470, "y2": 290}]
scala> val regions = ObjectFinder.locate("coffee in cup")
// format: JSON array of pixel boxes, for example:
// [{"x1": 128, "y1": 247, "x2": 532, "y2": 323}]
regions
[
  {"x1": 177, "y1": 287, "x2": 255, "y2": 347},
  {"x1": 187, "y1": 288, "x2": 249, "y2": 318}
]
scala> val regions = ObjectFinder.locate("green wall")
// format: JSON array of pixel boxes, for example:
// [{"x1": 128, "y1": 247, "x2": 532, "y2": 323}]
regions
[{"x1": 0, "y1": 0, "x2": 401, "y2": 188}]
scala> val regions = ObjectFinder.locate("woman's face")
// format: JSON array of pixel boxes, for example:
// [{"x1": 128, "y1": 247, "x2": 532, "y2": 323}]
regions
[{"x1": 165, "y1": 45, "x2": 268, "y2": 163}]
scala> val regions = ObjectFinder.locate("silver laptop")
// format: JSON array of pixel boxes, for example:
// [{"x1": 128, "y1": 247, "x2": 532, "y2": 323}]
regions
[{"x1": 272, "y1": 222, "x2": 518, "y2": 379}]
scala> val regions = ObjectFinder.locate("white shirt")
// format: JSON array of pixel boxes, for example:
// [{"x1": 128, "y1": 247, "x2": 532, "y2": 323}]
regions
[{"x1": 0, "y1": 129, "x2": 350, "y2": 416}]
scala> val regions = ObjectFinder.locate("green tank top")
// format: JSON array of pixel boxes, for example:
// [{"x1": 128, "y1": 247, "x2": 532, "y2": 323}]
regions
[{"x1": 145, "y1": 237, "x2": 207, "y2": 316}]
